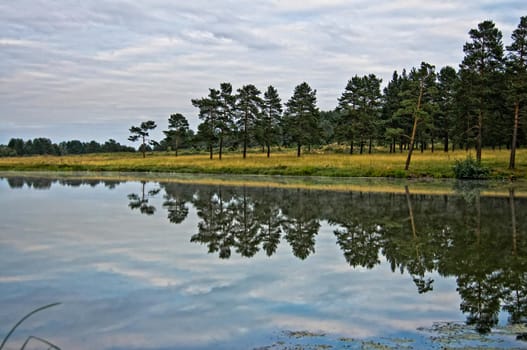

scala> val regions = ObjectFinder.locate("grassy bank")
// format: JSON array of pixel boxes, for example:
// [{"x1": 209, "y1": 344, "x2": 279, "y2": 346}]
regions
[{"x1": 0, "y1": 148, "x2": 525, "y2": 179}]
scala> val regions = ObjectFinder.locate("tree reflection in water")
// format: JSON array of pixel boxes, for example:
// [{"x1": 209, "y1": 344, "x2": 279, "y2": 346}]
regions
[
  {"x1": 159, "y1": 180, "x2": 526, "y2": 335},
  {"x1": 3, "y1": 176, "x2": 526, "y2": 335},
  {"x1": 127, "y1": 181, "x2": 160, "y2": 215}
]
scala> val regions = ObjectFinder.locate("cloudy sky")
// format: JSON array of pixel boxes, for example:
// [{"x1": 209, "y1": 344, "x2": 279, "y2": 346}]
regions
[{"x1": 1, "y1": 1, "x2": 525, "y2": 145}]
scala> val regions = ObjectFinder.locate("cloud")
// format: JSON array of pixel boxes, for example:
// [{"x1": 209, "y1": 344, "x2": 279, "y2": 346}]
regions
[{"x1": 0, "y1": 0, "x2": 525, "y2": 143}]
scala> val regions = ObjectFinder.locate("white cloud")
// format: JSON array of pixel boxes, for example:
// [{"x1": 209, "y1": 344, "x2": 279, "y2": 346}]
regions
[
  {"x1": 0, "y1": 0, "x2": 525, "y2": 143},
  {"x1": 94, "y1": 37, "x2": 181, "y2": 61},
  {"x1": 0, "y1": 38, "x2": 46, "y2": 48}
]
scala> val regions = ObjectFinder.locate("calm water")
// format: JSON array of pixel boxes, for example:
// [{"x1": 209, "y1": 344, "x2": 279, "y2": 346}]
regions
[{"x1": 0, "y1": 174, "x2": 526, "y2": 350}]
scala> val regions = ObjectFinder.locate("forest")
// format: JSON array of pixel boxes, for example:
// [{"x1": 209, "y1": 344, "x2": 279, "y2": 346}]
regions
[{"x1": 1, "y1": 17, "x2": 526, "y2": 169}]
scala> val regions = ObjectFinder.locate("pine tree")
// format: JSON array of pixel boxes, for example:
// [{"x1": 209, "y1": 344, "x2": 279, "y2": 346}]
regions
[
  {"x1": 236, "y1": 84, "x2": 262, "y2": 158},
  {"x1": 459, "y1": 20, "x2": 505, "y2": 162},
  {"x1": 164, "y1": 113, "x2": 189, "y2": 156},
  {"x1": 284, "y1": 82, "x2": 320, "y2": 157},
  {"x1": 337, "y1": 75, "x2": 382, "y2": 154},
  {"x1": 402, "y1": 62, "x2": 437, "y2": 170},
  {"x1": 337, "y1": 76, "x2": 361, "y2": 154},
  {"x1": 437, "y1": 66, "x2": 460, "y2": 152},
  {"x1": 217, "y1": 83, "x2": 236, "y2": 160},
  {"x1": 259, "y1": 85, "x2": 283, "y2": 157},
  {"x1": 192, "y1": 88, "x2": 221, "y2": 159},
  {"x1": 382, "y1": 71, "x2": 406, "y2": 153},
  {"x1": 506, "y1": 16, "x2": 527, "y2": 169},
  {"x1": 128, "y1": 120, "x2": 157, "y2": 158}
]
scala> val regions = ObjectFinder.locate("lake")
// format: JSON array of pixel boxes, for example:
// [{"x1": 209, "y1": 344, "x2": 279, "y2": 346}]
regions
[{"x1": 0, "y1": 173, "x2": 526, "y2": 350}]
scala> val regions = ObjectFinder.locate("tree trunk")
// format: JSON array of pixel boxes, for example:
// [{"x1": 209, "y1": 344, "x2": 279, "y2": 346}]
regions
[
  {"x1": 476, "y1": 191, "x2": 481, "y2": 245},
  {"x1": 297, "y1": 143, "x2": 301, "y2": 157},
  {"x1": 405, "y1": 81, "x2": 424, "y2": 171},
  {"x1": 368, "y1": 137, "x2": 372, "y2": 154},
  {"x1": 175, "y1": 137, "x2": 179, "y2": 157},
  {"x1": 444, "y1": 133, "x2": 449, "y2": 152},
  {"x1": 360, "y1": 140, "x2": 364, "y2": 154},
  {"x1": 431, "y1": 137, "x2": 434, "y2": 153},
  {"x1": 509, "y1": 100, "x2": 520, "y2": 169},
  {"x1": 210, "y1": 112, "x2": 215, "y2": 160},
  {"x1": 349, "y1": 138, "x2": 353, "y2": 154},
  {"x1": 405, "y1": 186, "x2": 417, "y2": 240},
  {"x1": 509, "y1": 189, "x2": 517, "y2": 256},
  {"x1": 219, "y1": 135, "x2": 223, "y2": 160},
  {"x1": 142, "y1": 136, "x2": 146, "y2": 158},
  {"x1": 243, "y1": 113, "x2": 248, "y2": 159},
  {"x1": 267, "y1": 144, "x2": 271, "y2": 158},
  {"x1": 465, "y1": 116, "x2": 470, "y2": 152},
  {"x1": 476, "y1": 110, "x2": 483, "y2": 163}
]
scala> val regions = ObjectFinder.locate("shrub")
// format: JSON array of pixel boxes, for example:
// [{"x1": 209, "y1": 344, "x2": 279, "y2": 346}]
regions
[
  {"x1": 0, "y1": 146, "x2": 17, "y2": 157},
  {"x1": 453, "y1": 155, "x2": 490, "y2": 179}
]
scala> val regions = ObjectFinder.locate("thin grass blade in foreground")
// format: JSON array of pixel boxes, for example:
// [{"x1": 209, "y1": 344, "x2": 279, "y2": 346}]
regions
[
  {"x1": 0, "y1": 302, "x2": 61, "y2": 350},
  {"x1": 20, "y1": 336, "x2": 61, "y2": 350}
]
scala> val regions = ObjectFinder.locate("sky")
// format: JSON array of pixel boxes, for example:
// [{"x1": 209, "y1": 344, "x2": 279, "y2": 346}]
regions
[{"x1": 1, "y1": 1, "x2": 526, "y2": 145}]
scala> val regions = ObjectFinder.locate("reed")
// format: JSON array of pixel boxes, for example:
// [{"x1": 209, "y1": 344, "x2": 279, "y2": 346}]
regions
[{"x1": 0, "y1": 303, "x2": 61, "y2": 350}]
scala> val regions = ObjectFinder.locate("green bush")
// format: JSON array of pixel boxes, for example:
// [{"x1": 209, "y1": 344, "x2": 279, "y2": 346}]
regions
[
  {"x1": 0, "y1": 146, "x2": 17, "y2": 157},
  {"x1": 453, "y1": 155, "x2": 490, "y2": 179}
]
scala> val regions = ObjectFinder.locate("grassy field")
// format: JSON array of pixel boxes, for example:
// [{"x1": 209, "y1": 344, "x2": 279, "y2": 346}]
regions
[{"x1": 0, "y1": 148, "x2": 526, "y2": 179}]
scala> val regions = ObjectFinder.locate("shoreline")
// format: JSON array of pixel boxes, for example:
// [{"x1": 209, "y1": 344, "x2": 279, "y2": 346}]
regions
[{"x1": 1, "y1": 170, "x2": 526, "y2": 197}]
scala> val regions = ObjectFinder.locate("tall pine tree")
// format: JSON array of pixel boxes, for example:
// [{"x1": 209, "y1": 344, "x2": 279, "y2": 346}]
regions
[
  {"x1": 506, "y1": 16, "x2": 527, "y2": 169},
  {"x1": 284, "y1": 82, "x2": 320, "y2": 157},
  {"x1": 459, "y1": 20, "x2": 504, "y2": 162},
  {"x1": 217, "y1": 83, "x2": 236, "y2": 160},
  {"x1": 236, "y1": 84, "x2": 262, "y2": 158},
  {"x1": 382, "y1": 70, "x2": 406, "y2": 153},
  {"x1": 437, "y1": 66, "x2": 460, "y2": 152},
  {"x1": 258, "y1": 85, "x2": 283, "y2": 157},
  {"x1": 192, "y1": 88, "x2": 221, "y2": 159},
  {"x1": 402, "y1": 62, "x2": 436, "y2": 170},
  {"x1": 164, "y1": 113, "x2": 189, "y2": 156}
]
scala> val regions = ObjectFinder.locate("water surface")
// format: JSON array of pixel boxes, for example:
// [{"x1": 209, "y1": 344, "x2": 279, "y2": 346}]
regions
[{"x1": 0, "y1": 173, "x2": 526, "y2": 349}]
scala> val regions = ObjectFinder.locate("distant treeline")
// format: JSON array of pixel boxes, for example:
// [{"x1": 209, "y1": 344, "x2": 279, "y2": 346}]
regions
[{"x1": 0, "y1": 138, "x2": 135, "y2": 156}]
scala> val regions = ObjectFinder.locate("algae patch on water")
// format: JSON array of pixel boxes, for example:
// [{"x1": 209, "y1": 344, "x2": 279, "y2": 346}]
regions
[
  {"x1": 417, "y1": 321, "x2": 527, "y2": 349},
  {"x1": 254, "y1": 322, "x2": 526, "y2": 350}
]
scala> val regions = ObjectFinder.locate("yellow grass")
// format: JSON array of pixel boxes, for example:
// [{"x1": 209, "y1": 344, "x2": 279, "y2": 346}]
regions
[{"x1": 0, "y1": 148, "x2": 526, "y2": 179}]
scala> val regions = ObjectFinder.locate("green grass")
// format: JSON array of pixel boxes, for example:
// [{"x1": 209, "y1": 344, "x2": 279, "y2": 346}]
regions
[{"x1": 0, "y1": 148, "x2": 526, "y2": 179}]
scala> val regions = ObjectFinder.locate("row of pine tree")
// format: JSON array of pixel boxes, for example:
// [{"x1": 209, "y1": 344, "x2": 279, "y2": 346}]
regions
[
  {"x1": 159, "y1": 17, "x2": 524, "y2": 168},
  {"x1": 3, "y1": 17, "x2": 526, "y2": 169}
]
